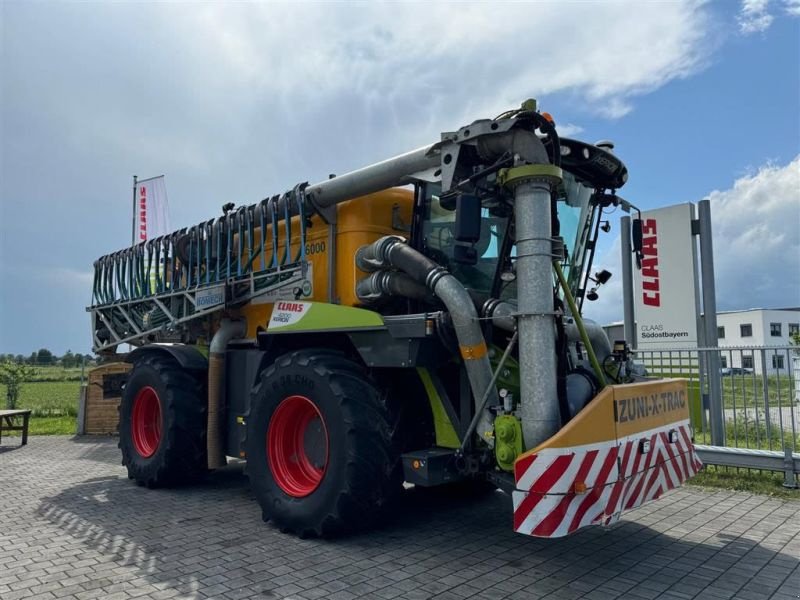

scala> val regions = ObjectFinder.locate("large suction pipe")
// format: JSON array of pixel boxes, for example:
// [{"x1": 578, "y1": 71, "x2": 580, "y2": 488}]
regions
[
  {"x1": 207, "y1": 318, "x2": 246, "y2": 469},
  {"x1": 356, "y1": 236, "x2": 497, "y2": 444},
  {"x1": 509, "y1": 174, "x2": 562, "y2": 450},
  {"x1": 356, "y1": 271, "x2": 432, "y2": 305},
  {"x1": 306, "y1": 146, "x2": 439, "y2": 209}
]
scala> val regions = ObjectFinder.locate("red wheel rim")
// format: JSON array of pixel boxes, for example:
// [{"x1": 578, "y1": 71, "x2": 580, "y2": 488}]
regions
[
  {"x1": 131, "y1": 386, "x2": 162, "y2": 458},
  {"x1": 267, "y1": 395, "x2": 329, "y2": 497}
]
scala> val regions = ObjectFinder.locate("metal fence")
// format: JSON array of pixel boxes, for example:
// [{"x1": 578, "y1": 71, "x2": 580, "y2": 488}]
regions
[{"x1": 635, "y1": 345, "x2": 799, "y2": 487}]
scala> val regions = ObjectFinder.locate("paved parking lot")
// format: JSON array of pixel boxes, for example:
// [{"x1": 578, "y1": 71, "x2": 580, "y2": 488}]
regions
[{"x1": 0, "y1": 436, "x2": 798, "y2": 600}]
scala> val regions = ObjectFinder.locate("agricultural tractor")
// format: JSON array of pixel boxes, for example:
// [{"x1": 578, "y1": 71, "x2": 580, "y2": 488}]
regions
[{"x1": 88, "y1": 101, "x2": 701, "y2": 538}]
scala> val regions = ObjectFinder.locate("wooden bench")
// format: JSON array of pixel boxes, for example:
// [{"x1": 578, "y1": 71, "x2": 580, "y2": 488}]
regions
[{"x1": 0, "y1": 409, "x2": 32, "y2": 446}]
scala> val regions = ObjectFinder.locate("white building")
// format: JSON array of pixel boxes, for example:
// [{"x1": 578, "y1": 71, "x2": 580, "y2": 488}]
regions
[{"x1": 715, "y1": 308, "x2": 799, "y2": 374}]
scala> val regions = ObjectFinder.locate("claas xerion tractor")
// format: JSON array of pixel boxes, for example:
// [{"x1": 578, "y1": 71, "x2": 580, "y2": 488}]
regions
[{"x1": 88, "y1": 100, "x2": 701, "y2": 538}]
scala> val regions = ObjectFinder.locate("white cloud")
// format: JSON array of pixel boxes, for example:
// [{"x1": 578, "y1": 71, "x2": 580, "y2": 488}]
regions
[
  {"x1": 707, "y1": 156, "x2": 800, "y2": 309},
  {"x1": 738, "y1": 0, "x2": 774, "y2": 34},
  {"x1": 785, "y1": 0, "x2": 800, "y2": 15}
]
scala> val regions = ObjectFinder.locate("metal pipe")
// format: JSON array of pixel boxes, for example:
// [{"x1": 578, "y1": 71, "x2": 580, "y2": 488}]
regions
[
  {"x1": 554, "y1": 262, "x2": 607, "y2": 388},
  {"x1": 207, "y1": 318, "x2": 246, "y2": 469},
  {"x1": 306, "y1": 145, "x2": 439, "y2": 208},
  {"x1": 131, "y1": 175, "x2": 138, "y2": 247},
  {"x1": 356, "y1": 236, "x2": 497, "y2": 445},
  {"x1": 621, "y1": 215, "x2": 636, "y2": 348},
  {"x1": 460, "y1": 329, "x2": 519, "y2": 452},
  {"x1": 564, "y1": 319, "x2": 613, "y2": 368},
  {"x1": 356, "y1": 271, "x2": 431, "y2": 305},
  {"x1": 513, "y1": 178, "x2": 561, "y2": 450},
  {"x1": 483, "y1": 297, "x2": 610, "y2": 370}
]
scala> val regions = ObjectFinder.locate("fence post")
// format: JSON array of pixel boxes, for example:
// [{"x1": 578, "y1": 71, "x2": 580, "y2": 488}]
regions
[
  {"x1": 783, "y1": 448, "x2": 798, "y2": 489},
  {"x1": 697, "y1": 200, "x2": 724, "y2": 445},
  {"x1": 761, "y1": 348, "x2": 772, "y2": 444}
]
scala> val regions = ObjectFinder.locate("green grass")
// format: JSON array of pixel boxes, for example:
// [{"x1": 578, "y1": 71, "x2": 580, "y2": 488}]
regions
[
  {"x1": 27, "y1": 416, "x2": 76, "y2": 435},
  {"x1": 688, "y1": 465, "x2": 799, "y2": 500},
  {"x1": 1, "y1": 381, "x2": 81, "y2": 417},
  {"x1": 719, "y1": 375, "x2": 797, "y2": 410},
  {"x1": 694, "y1": 416, "x2": 799, "y2": 451},
  {"x1": 2, "y1": 376, "x2": 81, "y2": 436},
  {"x1": 28, "y1": 366, "x2": 85, "y2": 382}
]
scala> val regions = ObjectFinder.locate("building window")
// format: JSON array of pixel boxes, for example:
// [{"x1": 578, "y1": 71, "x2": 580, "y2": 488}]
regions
[
  {"x1": 790, "y1": 323, "x2": 799, "y2": 336},
  {"x1": 742, "y1": 355, "x2": 754, "y2": 369},
  {"x1": 770, "y1": 323, "x2": 782, "y2": 337},
  {"x1": 772, "y1": 355, "x2": 785, "y2": 370},
  {"x1": 717, "y1": 326, "x2": 725, "y2": 339},
  {"x1": 720, "y1": 356, "x2": 727, "y2": 368},
  {"x1": 740, "y1": 324, "x2": 752, "y2": 337}
]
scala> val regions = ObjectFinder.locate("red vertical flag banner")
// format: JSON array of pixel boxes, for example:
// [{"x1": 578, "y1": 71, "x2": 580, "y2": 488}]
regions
[{"x1": 134, "y1": 176, "x2": 171, "y2": 242}]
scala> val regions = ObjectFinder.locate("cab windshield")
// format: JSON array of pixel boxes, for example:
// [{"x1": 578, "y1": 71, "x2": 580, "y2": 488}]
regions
[{"x1": 420, "y1": 172, "x2": 594, "y2": 300}]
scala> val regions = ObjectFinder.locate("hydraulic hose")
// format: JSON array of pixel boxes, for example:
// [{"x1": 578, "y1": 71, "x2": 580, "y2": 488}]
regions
[{"x1": 356, "y1": 236, "x2": 498, "y2": 445}]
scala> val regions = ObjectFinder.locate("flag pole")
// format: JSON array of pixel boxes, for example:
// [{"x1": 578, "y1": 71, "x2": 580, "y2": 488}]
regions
[{"x1": 132, "y1": 175, "x2": 138, "y2": 246}]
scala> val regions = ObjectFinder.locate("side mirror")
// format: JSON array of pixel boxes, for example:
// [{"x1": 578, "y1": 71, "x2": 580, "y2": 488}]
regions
[
  {"x1": 455, "y1": 194, "x2": 481, "y2": 243},
  {"x1": 631, "y1": 218, "x2": 643, "y2": 269},
  {"x1": 632, "y1": 219, "x2": 643, "y2": 252}
]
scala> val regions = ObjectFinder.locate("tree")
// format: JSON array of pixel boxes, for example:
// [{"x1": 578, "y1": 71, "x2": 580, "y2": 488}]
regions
[
  {"x1": 0, "y1": 362, "x2": 37, "y2": 409},
  {"x1": 62, "y1": 350, "x2": 76, "y2": 368},
  {"x1": 36, "y1": 348, "x2": 54, "y2": 365}
]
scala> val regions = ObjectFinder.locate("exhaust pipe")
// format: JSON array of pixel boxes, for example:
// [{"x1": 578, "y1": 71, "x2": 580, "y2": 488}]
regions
[
  {"x1": 356, "y1": 236, "x2": 497, "y2": 444},
  {"x1": 207, "y1": 318, "x2": 246, "y2": 469}
]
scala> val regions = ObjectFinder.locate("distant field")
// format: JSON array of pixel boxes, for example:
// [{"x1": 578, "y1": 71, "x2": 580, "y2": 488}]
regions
[{"x1": 1, "y1": 366, "x2": 83, "y2": 435}]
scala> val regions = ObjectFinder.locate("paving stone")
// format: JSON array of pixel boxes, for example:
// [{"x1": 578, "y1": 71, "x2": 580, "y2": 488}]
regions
[{"x1": 0, "y1": 436, "x2": 798, "y2": 600}]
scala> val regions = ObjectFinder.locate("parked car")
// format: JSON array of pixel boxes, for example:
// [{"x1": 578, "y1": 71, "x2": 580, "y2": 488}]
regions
[{"x1": 720, "y1": 367, "x2": 754, "y2": 376}]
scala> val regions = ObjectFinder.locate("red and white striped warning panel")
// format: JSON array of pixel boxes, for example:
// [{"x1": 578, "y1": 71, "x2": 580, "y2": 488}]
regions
[
  {"x1": 513, "y1": 421, "x2": 701, "y2": 537},
  {"x1": 512, "y1": 379, "x2": 702, "y2": 538}
]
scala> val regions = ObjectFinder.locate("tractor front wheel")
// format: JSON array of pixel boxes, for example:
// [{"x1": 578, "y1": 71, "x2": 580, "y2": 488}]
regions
[{"x1": 247, "y1": 349, "x2": 401, "y2": 537}]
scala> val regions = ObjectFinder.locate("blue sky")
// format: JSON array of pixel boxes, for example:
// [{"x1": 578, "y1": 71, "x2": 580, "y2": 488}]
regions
[{"x1": 1, "y1": 1, "x2": 798, "y2": 355}]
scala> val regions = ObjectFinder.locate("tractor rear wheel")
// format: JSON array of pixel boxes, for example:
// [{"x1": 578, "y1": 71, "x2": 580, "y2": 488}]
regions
[
  {"x1": 119, "y1": 355, "x2": 207, "y2": 487},
  {"x1": 247, "y1": 349, "x2": 401, "y2": 537}
]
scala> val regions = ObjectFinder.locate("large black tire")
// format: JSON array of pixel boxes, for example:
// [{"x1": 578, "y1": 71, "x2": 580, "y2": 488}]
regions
[
  {"x1": 119, "y1": 355, "x2": 207, "y2": 487},
  {"x1": 247, "y1": 349, "x2": 402, "y2": 537}
]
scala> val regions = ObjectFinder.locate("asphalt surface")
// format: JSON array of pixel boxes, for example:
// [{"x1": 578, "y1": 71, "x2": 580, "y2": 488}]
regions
[{"x1": 0, "y1": 436, "x2": 798, "y2": 600}]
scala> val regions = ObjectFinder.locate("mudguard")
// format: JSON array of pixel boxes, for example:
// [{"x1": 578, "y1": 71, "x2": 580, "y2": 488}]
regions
[{"x1": 512, "y1": 379, "x2": 702, "y2": 538}]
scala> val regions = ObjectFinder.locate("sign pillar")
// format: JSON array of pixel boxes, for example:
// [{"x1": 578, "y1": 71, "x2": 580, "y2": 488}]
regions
[{"x1": 697, "y1": 199, "x2": 724, "y2": 445}]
